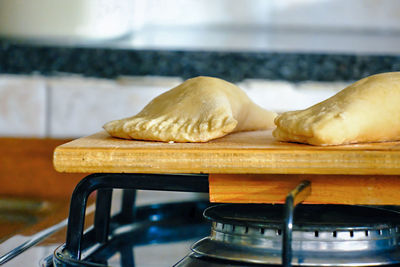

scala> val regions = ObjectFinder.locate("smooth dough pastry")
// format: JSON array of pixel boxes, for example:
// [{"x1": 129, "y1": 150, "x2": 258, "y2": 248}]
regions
[
  {"x1": 273, "y1": 72, "x2": 400, "y2": 145},
  {"x1": 104, "y1": 76, "x2": 277, "y2": 142}
]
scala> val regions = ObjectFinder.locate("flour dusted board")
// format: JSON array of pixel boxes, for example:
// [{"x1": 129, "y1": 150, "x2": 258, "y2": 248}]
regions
[{"x1": 53, "y1": 130, "x2": 400, "y2": 175}]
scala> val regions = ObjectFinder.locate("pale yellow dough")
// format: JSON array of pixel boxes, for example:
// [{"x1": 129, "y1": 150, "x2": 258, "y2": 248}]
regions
[
  {"x1": 104, "y1": 76, "x2": 277, "y2": 142},
  {"x1": 273, "y1": 72, "x2": 400, "y2": 145}
]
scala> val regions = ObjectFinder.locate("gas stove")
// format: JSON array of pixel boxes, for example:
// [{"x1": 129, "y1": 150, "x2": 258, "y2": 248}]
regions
[
  {"x1": 2, "y1": 173, "x2": 400, "y2": 266},
  {"x1": 15, "y1": 173, "x2": 396, "y2": 267}
]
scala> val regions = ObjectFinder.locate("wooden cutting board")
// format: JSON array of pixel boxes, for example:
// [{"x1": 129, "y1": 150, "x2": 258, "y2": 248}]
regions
[
  {"x1": 53, "y1": 130, "x2": 400, "y2": 175},
  {"x1": 53, "y1": 130, "x2": 400, "y2": 205}
]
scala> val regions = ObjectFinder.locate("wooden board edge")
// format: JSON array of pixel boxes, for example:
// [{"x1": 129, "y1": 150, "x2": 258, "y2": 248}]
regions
[{"x1": 209, "y1": 174, "x2": 400, "y2": 205}]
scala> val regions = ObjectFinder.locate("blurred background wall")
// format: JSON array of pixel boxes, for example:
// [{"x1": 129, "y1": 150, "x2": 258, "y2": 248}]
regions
[
  {"x1": 0, "y1": 0, "x2": 398, "y2": 197},
  {"x1": 131, "y1": 0, "x2": 400, "y2": 31},
  {"x1": 1, "y1": 0, "x2": 399, "y2": 138}
]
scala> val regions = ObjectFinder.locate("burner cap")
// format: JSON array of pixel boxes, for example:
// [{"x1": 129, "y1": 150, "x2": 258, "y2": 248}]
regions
[{"x1": 204, "y1": 204, "x2": 400, "y2": 230}]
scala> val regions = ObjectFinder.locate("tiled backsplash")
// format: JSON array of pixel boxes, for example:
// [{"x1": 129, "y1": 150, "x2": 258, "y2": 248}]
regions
[
  {"x1": 0, "y1": 74, "x2": 349, "y2": 138},
  {"x1": 0, "y1": 76, "x2": 47, "y2": 137}
]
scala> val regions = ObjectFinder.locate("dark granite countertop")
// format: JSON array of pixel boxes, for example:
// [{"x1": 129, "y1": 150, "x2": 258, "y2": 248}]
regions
[{"x1": 1, "y1": 40, "x2": 400, "y2": 83}]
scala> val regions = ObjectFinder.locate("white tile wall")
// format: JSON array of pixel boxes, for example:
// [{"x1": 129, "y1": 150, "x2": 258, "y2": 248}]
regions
[
  {"x1": 132, "y1": 0, "x2": 400, "y2": 32},
  {"x1": 0, "y1": 74, "x2": 348, "y2": 138},
  {"x1": 239, "y1": 79, "x2": 349, "y2": 113},
  {"x1": 48, "y1": 76, "x2": 182, "y2": 138},
  {"x1": 0, "y1": 75, "x2": 47, "y2": 137}
]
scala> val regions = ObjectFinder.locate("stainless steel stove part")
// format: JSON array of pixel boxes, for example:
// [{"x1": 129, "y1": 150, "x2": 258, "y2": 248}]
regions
[
  {"x1": 50, "y1": 199, "x2": 210, "y2": 267},
  {"x1": 175, "y1": 252, "x2": 263, "y2": 267},
  {"x1": 176, "y1": 204, "x2": 400, "y2": 267},
  {"x1": 282, "y1": 180, "x2": 311, "y2": 267}
]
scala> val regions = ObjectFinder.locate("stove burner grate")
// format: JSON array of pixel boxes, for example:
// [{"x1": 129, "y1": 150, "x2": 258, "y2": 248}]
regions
[{"x1": 42, "y1": 173, "x2": 400, "y2": 267}]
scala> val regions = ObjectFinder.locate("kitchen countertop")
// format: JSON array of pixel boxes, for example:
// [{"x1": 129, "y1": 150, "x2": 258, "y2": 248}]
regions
[{"x1": 1, "y1": 31, "x2": 400, "y2": 83}]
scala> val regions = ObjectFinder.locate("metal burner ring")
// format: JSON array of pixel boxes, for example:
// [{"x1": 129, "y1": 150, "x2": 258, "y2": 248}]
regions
[{"x1": 191, "y1": 204, "x2": 400, "y2": 266}]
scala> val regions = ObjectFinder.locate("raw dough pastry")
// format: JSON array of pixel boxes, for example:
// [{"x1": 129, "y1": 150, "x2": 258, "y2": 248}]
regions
[
  {"x1": 104, "y1": 76, "x2": 277, "y2": 142},
  {"x1": 273, "y1": 72, "x2": 400, "y2": 145}
]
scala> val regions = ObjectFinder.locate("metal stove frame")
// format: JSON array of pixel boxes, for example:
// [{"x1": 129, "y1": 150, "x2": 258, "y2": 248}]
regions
[{"x1": 59, "y1": 173, "x2": 310, "y2": 267}]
